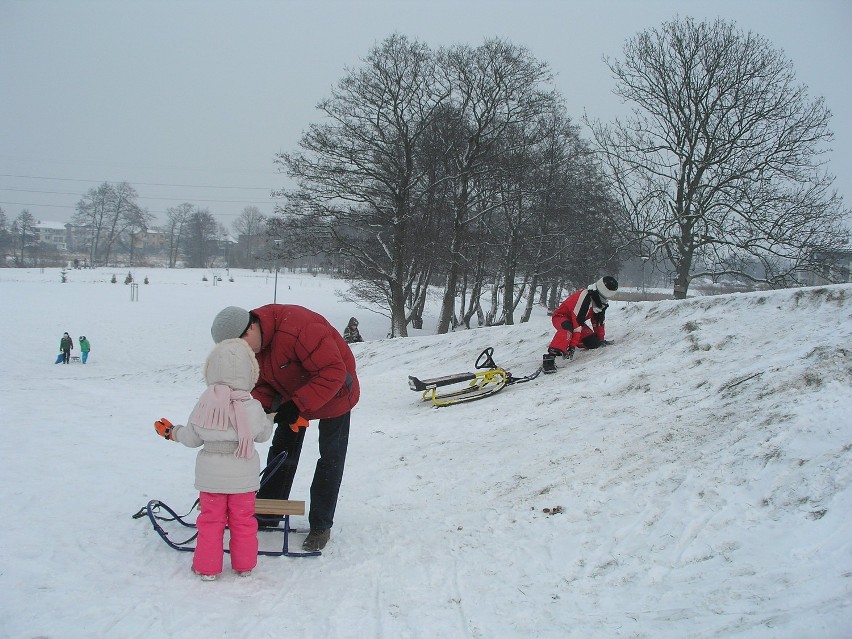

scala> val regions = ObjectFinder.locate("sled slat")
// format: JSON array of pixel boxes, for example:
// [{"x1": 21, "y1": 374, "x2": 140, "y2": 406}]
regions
[
  {"x1": 408, "y1": 372, "x2": 477, "y2": 391},
  {"x1": 255, "y1": 499, "x2": 305, "y2": 516}
]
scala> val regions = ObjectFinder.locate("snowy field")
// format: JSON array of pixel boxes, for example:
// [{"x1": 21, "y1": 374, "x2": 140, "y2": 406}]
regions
[{"x1": 0, "y1": 267, "x2": 850, "y2": 638}]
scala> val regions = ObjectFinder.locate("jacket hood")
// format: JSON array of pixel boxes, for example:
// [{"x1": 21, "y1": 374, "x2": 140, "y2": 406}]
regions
[{"x1": 202, "y1": 338, "x2": 259, "y2": 391}]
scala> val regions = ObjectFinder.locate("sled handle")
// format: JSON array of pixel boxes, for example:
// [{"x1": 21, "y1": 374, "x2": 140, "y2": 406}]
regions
[{"x1": 475, "y1": 347, "x2": 498, "y2": 370}]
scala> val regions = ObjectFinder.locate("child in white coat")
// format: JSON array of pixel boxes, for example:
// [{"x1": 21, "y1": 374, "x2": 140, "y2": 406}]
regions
[{"x1": 154, "y1": 338, "x2": 272, "y2": 580}]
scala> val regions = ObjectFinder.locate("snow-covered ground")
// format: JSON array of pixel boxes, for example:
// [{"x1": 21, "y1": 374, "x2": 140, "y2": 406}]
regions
[{"x1": 1, "y1": 267, "x2": 850, "y2": 638}]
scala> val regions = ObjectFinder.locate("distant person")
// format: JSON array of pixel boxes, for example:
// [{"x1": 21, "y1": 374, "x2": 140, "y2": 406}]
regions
[
  {"x1": 59, "y1": 332, "x2": 73, "y2": 364},
  {"x1": 79, "y1": 336, "x2": 91, "y2": 364},
  {"x1": 210, "y1": 304, "x2": 360, "y2": 552},
  {"x1": 153, "y1": 338, "x2": 273, "y2": 581},
  {"x1": 342, "y1": 317, "x2": 364, "y2": 344},
  {"x1": 544, "y1": 276, "x2": 618, "y2": 373}
]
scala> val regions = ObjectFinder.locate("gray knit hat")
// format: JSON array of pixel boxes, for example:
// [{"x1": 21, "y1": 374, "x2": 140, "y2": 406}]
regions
[{"x1": 211, "y1": 306, "x2": 251, "y2": 343}]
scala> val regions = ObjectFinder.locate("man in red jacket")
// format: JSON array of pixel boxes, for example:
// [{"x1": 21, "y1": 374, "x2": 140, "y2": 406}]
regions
[
  {"x1": 545, "y1": 276, "x2": 618, "y2": 371},
  {"x1": 211, "y1": 304, "x2": 360, "y2": 551}
]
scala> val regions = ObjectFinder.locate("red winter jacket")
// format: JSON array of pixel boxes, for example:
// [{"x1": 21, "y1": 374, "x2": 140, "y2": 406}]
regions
[
  {"x1": 249, "y1": 304, "x2": 360, "y2": 420},
  {"x1": 549, "y1": 288, "x2": 606, "y2": 351}
]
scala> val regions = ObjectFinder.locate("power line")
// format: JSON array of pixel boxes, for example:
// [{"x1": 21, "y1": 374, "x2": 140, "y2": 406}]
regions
[
  {"x1": 0, "y1": 200, "x2": 277, "y2": 218},
  {"x1": 0, "y1": 173, "x2": 274, "y2": 191},
  {"x1": 0, "y1": 201, "x2": 71, "y2": 209},
  {"x1": 0, "y1": 187, "x2": 274, "y2": 205}
]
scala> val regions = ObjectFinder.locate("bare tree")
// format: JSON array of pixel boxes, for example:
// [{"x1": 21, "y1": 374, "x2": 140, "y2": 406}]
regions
[
  {"x1": 123, "y1": 206, "x2": 155, "y2": 266},
  {"x1": 182, "y1": 208, "x2": 218, "y2": 268},
  {"x1": 13, "y1": 209, "x2": 36, "y2": 265},
  {"x1": 433, "y1": 38, "x2": 557, "y2": 333},
  {"x1": 277, "y1": 33, "x2": 451, "y2": 337},
  {"x1": 73, "y1": 183, "x2": 110, "y2": 266},
  {"x1": 162, "y1": 203, "x2": 194, "y2": 267},
  {"x1": 73, "y1": 182, "x2": 144, "y2": 266},
  {"x1": 105, "y1": 182, "x2": 144, "y2": 265},
  {"x1": 0, "y1": 208, "x2": 10, "y2": 260},
  {"x1": 232, "y1": 205, "x2": 267, "y2": 266},
  {"x1": 588, "y1": 16, "x2": 849, "y2": 298}
]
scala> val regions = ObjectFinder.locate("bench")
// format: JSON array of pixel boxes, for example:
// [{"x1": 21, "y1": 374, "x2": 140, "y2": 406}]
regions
[{"x1": 254, "y1": 499, "x2": 320, "y2": 557}]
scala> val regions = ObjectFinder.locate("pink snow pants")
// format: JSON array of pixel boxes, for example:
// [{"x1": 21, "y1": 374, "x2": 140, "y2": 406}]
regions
[{"x1": 192, "y1": 491, "x2": 258, "y2": 576}]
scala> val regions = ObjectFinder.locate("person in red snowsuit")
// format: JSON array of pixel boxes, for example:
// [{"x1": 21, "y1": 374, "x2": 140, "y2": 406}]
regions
[{"x1": 548, "y1": 276, "x2": 618, "y2": 358}]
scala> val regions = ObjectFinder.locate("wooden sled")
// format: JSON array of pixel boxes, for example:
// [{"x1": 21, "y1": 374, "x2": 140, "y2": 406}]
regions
[{"x1": 134, "y1": 451, "x2": 320, "y2": 558}]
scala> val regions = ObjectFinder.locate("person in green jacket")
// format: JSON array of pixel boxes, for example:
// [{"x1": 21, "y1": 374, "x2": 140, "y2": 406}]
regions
[
  {"x1": 79, "y1": 336, "x2": 91, "y2": 364},
  {"x1": 58, "y1": 332, "x2": 73, "y2": 364}
]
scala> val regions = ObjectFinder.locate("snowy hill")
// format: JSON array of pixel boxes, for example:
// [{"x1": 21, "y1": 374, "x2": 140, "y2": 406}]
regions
[{"x1": 1, "y1": 268, "x2": 850, "y2": 638}]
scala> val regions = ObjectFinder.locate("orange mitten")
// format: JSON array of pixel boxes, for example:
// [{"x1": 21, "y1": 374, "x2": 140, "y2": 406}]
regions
[
  {"x1": 289, "y1": 416, "x2": 309, "y2": 433},
  {"x1": 154, "y1": 418, "x2": 175, "y2": 440}
]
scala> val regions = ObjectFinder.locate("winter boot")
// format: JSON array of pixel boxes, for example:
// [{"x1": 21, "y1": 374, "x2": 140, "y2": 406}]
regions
[
  {"x1": 542, "y1": 353, "x2": 557, "y2": 374},
  {"x1": 192, "y1": 569, "x2": 217, "y2": 581},
  {"x1": 302, "y1": 528, "x2": 330, "y2": 551}
]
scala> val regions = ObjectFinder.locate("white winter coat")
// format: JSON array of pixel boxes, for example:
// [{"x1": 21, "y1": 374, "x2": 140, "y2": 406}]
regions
[{"x1": 171, "y1": 339, "x2": 273, "y2": 493}]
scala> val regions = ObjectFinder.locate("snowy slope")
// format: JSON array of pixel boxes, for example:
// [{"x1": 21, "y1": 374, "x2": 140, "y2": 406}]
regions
[{"x1": 0, "y1": 268, "x2": 850, "y2": 638}]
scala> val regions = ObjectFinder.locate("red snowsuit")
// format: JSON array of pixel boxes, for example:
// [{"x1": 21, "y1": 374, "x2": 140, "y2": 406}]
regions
[
  {"x1": 548, "y1": 287, "x2": 607, "y2": 352},
  {"x1": 249, "y1": 304, "x2": 360, "y2": 419}
]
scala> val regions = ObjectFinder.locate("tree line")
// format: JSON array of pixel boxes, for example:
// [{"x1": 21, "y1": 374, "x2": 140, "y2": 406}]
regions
[
  {"x1": 74, "y1": 184, "x2": 271, "y2": 269},
  {"x1": 271, "y1": 19, "x2": 849, "y2": 336},
  {"x1": 273, "y1": 34, "x2": 623, "y2": 337},
  {"x1": 0, "y1": 191, "x2": 271, "y2": 269}
]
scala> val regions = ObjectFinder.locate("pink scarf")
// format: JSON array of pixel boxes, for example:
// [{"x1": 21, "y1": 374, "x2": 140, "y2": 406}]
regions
[{"x1": 189, "y1": 384, "x2": 253, "y2": 459}]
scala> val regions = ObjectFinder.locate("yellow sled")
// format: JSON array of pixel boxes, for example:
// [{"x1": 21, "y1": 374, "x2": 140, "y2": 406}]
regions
[{"x1": 408, "y1": 347, "x2": 540, "y2": 407}]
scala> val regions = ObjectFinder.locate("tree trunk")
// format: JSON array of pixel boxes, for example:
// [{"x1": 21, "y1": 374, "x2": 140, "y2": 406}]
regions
[
  {"x1": 436, "y1": 215, "x2": 463, "y2": 333},
  {"x1": 520, "y1": 275, "x2": 539, "y2": 323}
]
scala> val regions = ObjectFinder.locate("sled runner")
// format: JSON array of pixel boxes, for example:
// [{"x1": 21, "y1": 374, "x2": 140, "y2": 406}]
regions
[
  {"x1": 408, "y1": 347, "x2": 542, "y2": 407},
  {"x1": 133, "y1": 451, "x2": 320, "y2": 558}
]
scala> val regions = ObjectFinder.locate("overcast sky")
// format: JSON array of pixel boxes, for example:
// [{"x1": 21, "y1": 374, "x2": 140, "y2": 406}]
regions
[{"x1": 2, "y1": 0, "x2": 851, "y2": 232}]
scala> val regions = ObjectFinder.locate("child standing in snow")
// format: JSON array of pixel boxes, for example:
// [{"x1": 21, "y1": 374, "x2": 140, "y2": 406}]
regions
[
  {"x1": 58, "y1": 332, "x2": 73, "y2": 364},
  {"x1": 154, "y1": 338, "x2": 273, "y2": 580},
  {"x1": 79, "y1": 336, "x2": 91, "y2": 364}
]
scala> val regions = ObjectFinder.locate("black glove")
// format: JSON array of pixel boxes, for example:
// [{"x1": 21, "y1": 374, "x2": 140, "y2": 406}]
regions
[
  {"x1": 560, "y1": 320, "x2": 572, "y2": 330},
  {"x1": 274, "y1": 400, "x2": 300, "y2": 427}
]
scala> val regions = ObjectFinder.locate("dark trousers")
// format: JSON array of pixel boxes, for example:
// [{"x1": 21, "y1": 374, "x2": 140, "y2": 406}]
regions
[
  {"x1": 257, "y1": 411, "x2": 350, "y2": 531},
  {"x1": 62, "y1": 350, "x2": 71, "y2": 364}
]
